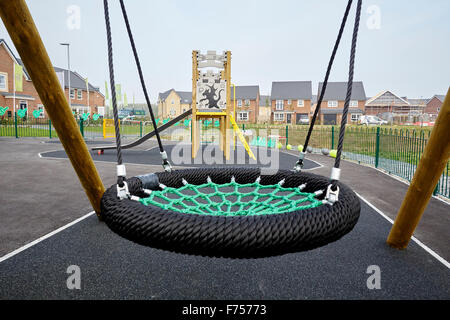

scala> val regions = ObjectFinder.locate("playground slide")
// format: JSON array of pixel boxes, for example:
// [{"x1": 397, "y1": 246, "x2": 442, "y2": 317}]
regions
[
  {"x1": 92, "y1": 109, "x2": 193, "y2": 151},
  {"x1": 229, "y1": 114, "x2": 256, "y2": 160}
]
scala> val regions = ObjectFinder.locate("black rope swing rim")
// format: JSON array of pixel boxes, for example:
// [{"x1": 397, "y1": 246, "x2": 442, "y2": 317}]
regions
[{"x1": 101, "y1": 168, "x2": 361, "y2": 259}]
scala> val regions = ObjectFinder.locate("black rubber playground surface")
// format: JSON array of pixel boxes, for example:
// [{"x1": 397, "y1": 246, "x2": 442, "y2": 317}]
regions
[
  {"x1": 0, "y1": 200, "x2": 448, "y2": 299},
  {"x1": 41, "y1": 143, "x2": 320, "y2": 169}
]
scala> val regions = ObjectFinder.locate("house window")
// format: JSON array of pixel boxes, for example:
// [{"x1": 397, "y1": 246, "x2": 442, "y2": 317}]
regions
[
  {"x1": 77, "y1": 90, "x2": 82, "y2": 100},
  {"x1": 171, "y1": 100, "x2": 174, "y2": 104},
  {"x1": 274, "y1": 112, "x2": 284, "y2": 121},
  {"x1": 244, "y1": 99, "x2": 250, "y2": 106},
  {"x1": 70, "y1": 89, "x2": 75, "y2": 99},
  {"x1": 97, "y1": 106, "x2": 105, "y2": 116},
  {"x1": 328, "y1": 100, "x2": 338, "y2": 107},
  {"x1": 19, "y1": 100, "x2": 27, "y2": 110},
  {"x1": 276, "y1": 100, "x2": 284, "y2": 110},
  {"x1": 237, "y1": 100, "x2": 242, "y2": 107},
  {"x1": 238, "y1": 112, "x2": 249, "y2": 121},
  {"x1": 287, "y1": 99, "x2": 292, "y2": 105},
  {"x1": 170, "y1": 108, "x2": 176, "y2": 116},
  {"x1": 298, "y1": 99, "x2": 304, "y2": 107},
  {"x1": 37, "y1": 104, "x2": 45, "y2": 118},
  {"x1": 350, "y1": 100, "x2": 358, "y2": 107},
  {"x1": 351, "y1": 114, "x2": 361, "y2": 122},
  {"x1": 0, "y1": 72, "x2": 7, "y2": 91}
]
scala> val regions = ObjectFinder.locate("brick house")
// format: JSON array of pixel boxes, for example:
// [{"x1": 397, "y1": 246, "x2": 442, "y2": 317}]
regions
[
  {"x1": 157, "y1": 89, "x2": 192, "y2": 119},
  {"x1": 270, "y1": 81, "x2": 312, "y2": 124},
  {"x1": 230, "y1": 85, "x2": 259, "y2": 123},
  {"x1": 54, "y1": 67, "x2": 105, "y2": 117},
  {"x1": 424, "y1": 94, "x2": 445, "y2": 121},
  {"x1": 317, "y1": 81, "x2": 366, "y2": 125},
  {"x1": 0, "y1": 39, "x2": 104, "y2": 119}
]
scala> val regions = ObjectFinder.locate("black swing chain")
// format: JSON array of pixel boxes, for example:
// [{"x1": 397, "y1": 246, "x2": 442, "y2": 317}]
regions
[
  {"x1": 294, "y1": 0, "x2": 353, "y2": 172},
  {"x1": 103, "y1": 0, "x2": 126, "y2": 190},
  {"x1": 295, "y1": 0, "x2": 362, "y2": 204}
]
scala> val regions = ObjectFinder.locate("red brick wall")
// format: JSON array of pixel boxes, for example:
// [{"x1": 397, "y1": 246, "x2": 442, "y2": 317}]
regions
[
  {"x1": 231, "y1": 94, "x2": 259, "y2": 123},
  {"x1": 0, "y1": 44, "x2": 42, "y2": 118},
  {"x1": 271, "y1": 99, "x2": 311, "y2": 124},
  {"x1": 424, "y1": 97, "x2": 442, "y2": 115},
  {"x1": 318, "y1": 100, "x2": 365, "y2": 123}
]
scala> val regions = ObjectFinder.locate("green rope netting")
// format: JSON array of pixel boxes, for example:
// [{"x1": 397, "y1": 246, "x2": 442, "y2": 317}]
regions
[{"x1": 139, "y1": 178, "x2": 324, "y2": 216}]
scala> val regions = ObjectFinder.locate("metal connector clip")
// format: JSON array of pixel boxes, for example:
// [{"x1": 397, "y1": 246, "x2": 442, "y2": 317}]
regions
[
  {"x1": 325, "y1": 184, "x2": 340, "y2": 204},
  {"x1": 116, "y1": 181, "x2": 131, "y2": 200}
]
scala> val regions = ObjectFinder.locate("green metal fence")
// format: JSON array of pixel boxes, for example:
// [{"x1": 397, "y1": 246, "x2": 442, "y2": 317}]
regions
[
  {"x1": 1, "y1": 115, "x2": 449, "y2": 200},
  {"x1": 243, "y1": 124, "x2": 449, "y2": 200}
]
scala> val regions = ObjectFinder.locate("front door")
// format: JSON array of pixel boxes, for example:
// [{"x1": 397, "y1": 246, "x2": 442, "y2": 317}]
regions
[
  {"x1": 323, "y1": 114, "x2": 337, "y2": 125},
  {"x1": 286, "y1": 113, "x2": 292, "y2": 124}
]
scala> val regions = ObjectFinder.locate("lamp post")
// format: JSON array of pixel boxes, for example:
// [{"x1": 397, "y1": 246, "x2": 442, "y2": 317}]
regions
[{"x1": 60, "y1": 43, "x2": 71, "y2": 111}]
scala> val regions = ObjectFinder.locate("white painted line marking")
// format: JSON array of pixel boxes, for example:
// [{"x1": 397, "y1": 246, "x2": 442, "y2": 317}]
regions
[
  {"x1": 0, "y1": 211, "x2": 95, "y2": 263},
  {"x1": 356, "y1": 192, "x2": 450, "y2": 269}
]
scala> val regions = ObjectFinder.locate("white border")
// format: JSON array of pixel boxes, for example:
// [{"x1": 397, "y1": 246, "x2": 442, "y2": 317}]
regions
[
  {"x1": 0, "y1": 211, "x2": 95, "y2": 263},
  {"x1": 356, "y1": 192, "x2": 450, "y2": 269}
]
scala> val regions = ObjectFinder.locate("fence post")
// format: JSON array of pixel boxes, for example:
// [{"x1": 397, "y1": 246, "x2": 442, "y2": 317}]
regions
[
  {"x1": 48, "y1": 118, "x2": 52, "y2": 139},
  {"x1": 331, "y1": 126, "x2": 334, "y2": 149},
  {"x1": 375, "y1": 126, "x2": 380, "y2": 168},
  {"x1": 14, "y1": 111, "x2": 18, "y2": 138},
  {"x1": 79, "y1": 117, "x2": 84, "y2": 138},
  {"x1": 140, "y1": 121, "x2": 143, "y2": 138},
  {"x1": 285, "y1": 125, "x2": 288, "y2": 145}
]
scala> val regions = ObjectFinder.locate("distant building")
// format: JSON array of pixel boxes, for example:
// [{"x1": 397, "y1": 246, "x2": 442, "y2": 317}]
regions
[
  {"x1": 157, "y1": 89, "x2": 192, "y2": 119},
  {"x1": 365, "y1": 90, "x2": 409, "y2": 116},
  {"x1": 316, "y1": 81, "x2": 366, "y2": 125},
  {"x1": 230, "y1": 85, "x2": 260, "y2": 123},
  {"x1": 270, "y1": 81, "x2": 312, "y2": 124},
  {"x1": 54, "y1": 67, "x2": 105, "y2": 117},
  {"x1": 424, "y1": 95, "x2": 445, "y2": 121}
]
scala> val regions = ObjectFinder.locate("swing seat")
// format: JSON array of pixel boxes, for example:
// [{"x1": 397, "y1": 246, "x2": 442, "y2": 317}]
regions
[{"x1": 101, "y1": 167, "x2": 360, "y2": 258}]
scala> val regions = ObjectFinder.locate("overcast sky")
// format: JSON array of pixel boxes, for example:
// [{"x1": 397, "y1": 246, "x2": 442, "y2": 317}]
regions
[{"x1": 1, "y1": 0, "x2": 449, "y2": 103}]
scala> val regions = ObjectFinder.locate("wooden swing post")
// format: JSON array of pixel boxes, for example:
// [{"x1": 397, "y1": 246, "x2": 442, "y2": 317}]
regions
[
  {"x1": 387, "y1": 88, "x2": 450, "y2": 248},
  {"x1": 0, "y1": 0, "x2": 105, "y2": 216}
]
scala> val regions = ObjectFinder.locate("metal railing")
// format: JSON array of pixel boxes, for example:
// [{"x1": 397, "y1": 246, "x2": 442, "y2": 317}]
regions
[{"x1": 1, "y1": 115, "x2": 448, "y2": 200}]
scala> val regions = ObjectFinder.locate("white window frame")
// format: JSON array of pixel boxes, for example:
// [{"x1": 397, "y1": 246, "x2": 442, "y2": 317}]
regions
[
  {"x1": 244, "y1": 99, "x2": 250, "y2": 106},
  {"x1": 37, "y1": 104, "x2": 45, "y2": 118},
  {"x1": 328, "y1": 100, "x2": 338, "y2": 107},
  {"x1": 287, "y1": 99, "x2": 292, "y2": 105},
  {"x1": 297, "y1": 99, "x2": 304, "y2": 107},
  {"x1": 350, "y1": 100, "x2": 358, "y2": 107},
  {"x1": 70, "y1": 88, "x2": 75, "y2": 99},
  {"x1": 97, "y1": 106, "x2": 105, "y2": 116},
  {"x1": 274, "y1": 112, "x2": 284, "y2": 121},
  {"x1": 77, "y1": 90, "x2": 83, "y2": 100},
  {"x1": 170, "y1": 108, "x2": 176, "y2": 116},
  {"x1": 350, "y1": 113, "x2": 361, "y2": 122},
  {"x1": 275, "y1": 100, "x2": 284, "y2": 110},
  {"x1": 237, "y1": 100, "x2": 242, "y2": 107},
  {"x1": 0, "y1": 72, "x2": 8, "y2": 91},
  {"x1": 238, "y1": 111, "x2": 249, "y2": 121}
]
